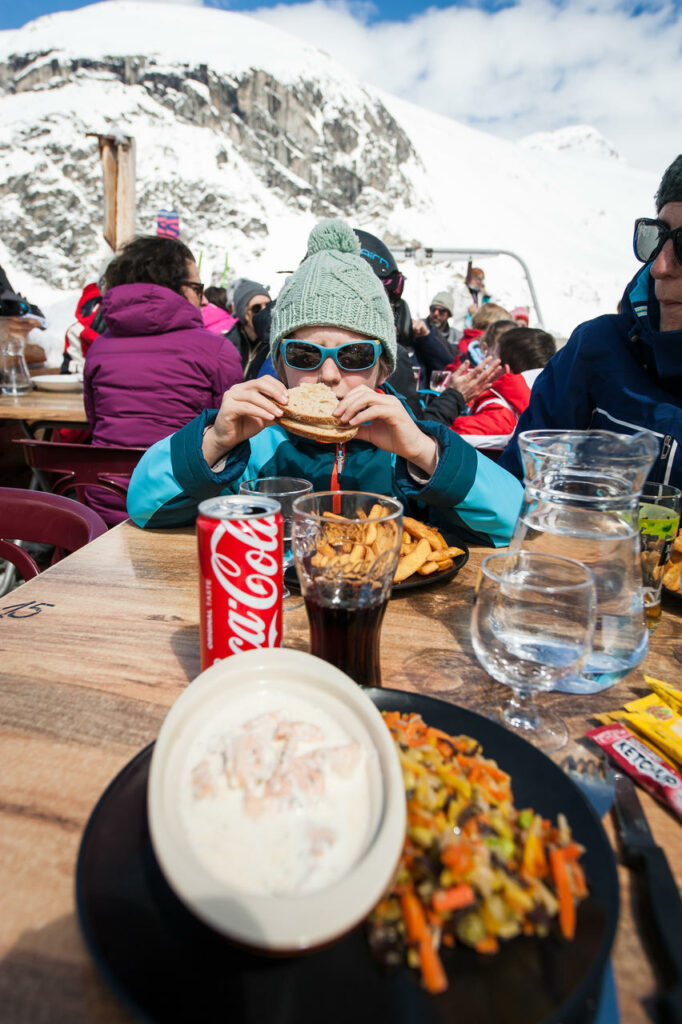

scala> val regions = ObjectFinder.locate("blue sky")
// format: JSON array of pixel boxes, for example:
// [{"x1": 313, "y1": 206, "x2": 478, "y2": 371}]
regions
[
  {"x1": 5, "y1": 0, "x2": 665, "y2": 31},
  {"x1": 2, "y1": 0, "x2": 680, "y2": 172}
]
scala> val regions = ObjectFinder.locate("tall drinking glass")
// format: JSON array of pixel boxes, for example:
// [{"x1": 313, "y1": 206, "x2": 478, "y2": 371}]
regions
[
  {"x1": 291, "y1": 491, "x2": 403, "y2": 687},
  {"x1": 429, "y1": 370, "x2": 452, "y2": 393},
  {"x1": 239, "y1": 477, "x2": 313, "y2": 600},
  {"x1": 638, "y1": 482, "x2": 681, "y2": 629},
  {"x1": 471, "y1": 551, "x2": 596, "y2": 752}
]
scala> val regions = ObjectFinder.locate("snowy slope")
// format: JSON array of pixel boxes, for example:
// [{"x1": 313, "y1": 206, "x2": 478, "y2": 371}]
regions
[{"x1": 0, "y1": 1, "x2": 659, "y2": 363}]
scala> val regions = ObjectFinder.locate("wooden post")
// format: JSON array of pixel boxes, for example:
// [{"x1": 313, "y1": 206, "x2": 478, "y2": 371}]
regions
[{"x1": 88, "y1": 134, "x2": 136, "y2": 251}]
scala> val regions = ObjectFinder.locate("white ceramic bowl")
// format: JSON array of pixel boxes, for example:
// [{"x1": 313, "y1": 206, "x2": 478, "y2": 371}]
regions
[{"x1": 148, "y1": 648, "x2": 406, "y2": 952}]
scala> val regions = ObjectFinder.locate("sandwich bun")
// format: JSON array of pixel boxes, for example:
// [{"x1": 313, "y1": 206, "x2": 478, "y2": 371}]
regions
[{"x1": 277, "y1": 382, "x2": 358, "y2": 444}]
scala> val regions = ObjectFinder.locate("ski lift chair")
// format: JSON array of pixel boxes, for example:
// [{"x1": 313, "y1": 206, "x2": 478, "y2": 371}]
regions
[{"x1": 0, "y1": 488, "x2": 107, "y2": 584}]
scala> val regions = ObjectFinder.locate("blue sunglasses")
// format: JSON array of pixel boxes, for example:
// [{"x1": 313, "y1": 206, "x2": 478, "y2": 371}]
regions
[{"x1": 281, "y1": 338, "x2": 382, "y2": 372}]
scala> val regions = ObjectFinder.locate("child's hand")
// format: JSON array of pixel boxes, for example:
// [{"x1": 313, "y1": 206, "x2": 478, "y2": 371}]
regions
[
  {"x1": 202, "y1": 376, "x2": 288, "y2": 465},
  {"x1": 335, "y1": 386, "x2": 438, "y2": 476}
]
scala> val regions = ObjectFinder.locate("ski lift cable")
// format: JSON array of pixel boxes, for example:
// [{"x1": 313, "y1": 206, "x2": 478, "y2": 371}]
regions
[{"x1": 391, "y1": 247, "x2": 544, "y2": 328}]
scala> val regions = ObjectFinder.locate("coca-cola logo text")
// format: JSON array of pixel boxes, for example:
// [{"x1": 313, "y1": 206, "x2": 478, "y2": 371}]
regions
[{"x1": 210, "y1": 517, "x2": 281, "y2": 653}]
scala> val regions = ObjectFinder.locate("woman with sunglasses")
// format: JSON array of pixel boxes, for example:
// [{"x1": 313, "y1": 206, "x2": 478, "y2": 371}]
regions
[
  {"x1": 83, "y1": 235, "x2": 243, "y2": 525},
  {"x1": 499, "y1": 154, "x2": 682, "y2": 490},
  {"x1": 127, "y1": 220, "x2": 523, "y2": 547}
]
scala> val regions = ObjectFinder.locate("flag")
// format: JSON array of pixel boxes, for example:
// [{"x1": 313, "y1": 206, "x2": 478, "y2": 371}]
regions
[{"x1": 156, "y1": 208, "x2": 180, "y2": 239}]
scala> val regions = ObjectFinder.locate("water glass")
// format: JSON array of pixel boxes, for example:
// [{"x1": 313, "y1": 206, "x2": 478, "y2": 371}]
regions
[
  {"x1": 638, "y1": 482, "x2": 681, "y2": 629},
  {"x1": 429, "y1": 369, "x2": 451, "y2": 393},
  {"x1": 291, "y1": 491, "x2": 403, "y2": 687},
  {"x1": 239, "y1": 477, "x2": 313, "y2": 599},
  {"x1": 471, "y1": 551, "x2": 596, "y2": 752},
  {"x1": 0, "y1": 335, "x2": 33, "y2": 395}
]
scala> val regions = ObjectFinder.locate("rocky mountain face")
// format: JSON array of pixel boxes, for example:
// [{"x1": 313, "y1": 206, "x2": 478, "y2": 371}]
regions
[{"x1": 0, "y1": 46, "x2": 419, "y2": 289}]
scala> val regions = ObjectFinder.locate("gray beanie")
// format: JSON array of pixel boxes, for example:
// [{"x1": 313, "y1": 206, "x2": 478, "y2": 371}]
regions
[
  {"x1": 430, "y1": 291, "x2": 454, "y2": 316},
  {"x1": 233, "y1": 279, "x2": 269, "y2": 323},
  {"x1": 655, "y1": 155, "x2": 682, "y2": 212},
  {"x1": 270, "y1": 219, "x2": 397, "y2": 373}
]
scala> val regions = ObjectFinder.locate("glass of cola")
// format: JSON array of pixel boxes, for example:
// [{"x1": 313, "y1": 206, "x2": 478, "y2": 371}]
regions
[{"x1": 291, "y1": 491, "x2": 403, "y2": 687}]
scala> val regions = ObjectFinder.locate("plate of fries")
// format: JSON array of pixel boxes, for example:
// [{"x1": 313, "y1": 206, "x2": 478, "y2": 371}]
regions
[
  {"x1": 285, "y1": 515, "x2": 468, "y2": 594},
  {"x1": 663, "y1": 529, "x2": 682, "y2": 598}
]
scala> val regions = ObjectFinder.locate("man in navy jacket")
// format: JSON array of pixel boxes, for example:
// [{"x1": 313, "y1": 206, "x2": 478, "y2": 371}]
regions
[{"x1": 499, "y1": 154, "x2": 682, "y2": 489}]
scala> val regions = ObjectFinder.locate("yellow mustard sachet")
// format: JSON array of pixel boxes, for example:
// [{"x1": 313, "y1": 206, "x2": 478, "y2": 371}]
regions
[
  {"x1": 644, "y1": 675, "x2": 682, "y2": 715},
  {"x1": 616, "y1": 710, "x2": 682, "y2": 772},
  {"x1": 594, "y1": 677, "x2": 682, "y2": 770}
]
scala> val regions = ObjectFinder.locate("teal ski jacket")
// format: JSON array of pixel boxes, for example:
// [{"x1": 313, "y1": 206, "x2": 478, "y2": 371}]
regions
[{"x1": 126, "y1": 385, "x2": 523, "y2": 547}]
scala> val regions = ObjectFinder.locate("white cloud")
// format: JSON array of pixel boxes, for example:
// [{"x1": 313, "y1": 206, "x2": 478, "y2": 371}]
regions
[{"x1": 244, "y1": 0, "x2": 681, "y2": 173}]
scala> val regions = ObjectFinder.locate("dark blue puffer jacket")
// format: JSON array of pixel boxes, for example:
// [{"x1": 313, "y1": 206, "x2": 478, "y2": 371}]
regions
[{"x1": 499, "y1": 265, "x2": 682, "y2": 487}]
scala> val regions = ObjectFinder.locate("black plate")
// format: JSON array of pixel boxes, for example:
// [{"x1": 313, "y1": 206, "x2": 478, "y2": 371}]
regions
[
  {"x1": 284, "y1": 546, "x2": 469, "y2": 596},
  {"x1": 76, "y1": 689, "x2": 618, "y2": 1024}
]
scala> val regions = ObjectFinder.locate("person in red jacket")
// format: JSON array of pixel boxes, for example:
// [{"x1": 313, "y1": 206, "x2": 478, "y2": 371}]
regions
[{"x1": 449, "y1": 327, "x2": 556, "y2": 441}]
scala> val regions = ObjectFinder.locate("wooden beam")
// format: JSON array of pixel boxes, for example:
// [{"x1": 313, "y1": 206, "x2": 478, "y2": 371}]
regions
[{"x1": 88, "y1": 133, "x2": 136, "y2": 251}]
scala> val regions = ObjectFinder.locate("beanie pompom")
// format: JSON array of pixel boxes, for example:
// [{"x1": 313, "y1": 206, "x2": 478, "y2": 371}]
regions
[{"x1": 308, "y1": 219, "x2": 360, "y2": 257}]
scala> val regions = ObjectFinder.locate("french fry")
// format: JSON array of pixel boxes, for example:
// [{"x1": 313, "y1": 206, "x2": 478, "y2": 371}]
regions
[
  {"x1": 349, "y1": 544, "x2": 365, "y2": 564},
  {"x1": 401, "y1": 517, "x2": 434, "y2": 541},
  {"x1": 364, "y1": 521, "x2": 377, "y2": 546},
  {"x1": 417, "y1": 561, "x2": 440, "y2": 576},
  {"x1": 425, "y1": 546, "x2": 464, "y2": 563},
  {"x1": 394, "y1": 537, "x2": 431, "y2": 583}
]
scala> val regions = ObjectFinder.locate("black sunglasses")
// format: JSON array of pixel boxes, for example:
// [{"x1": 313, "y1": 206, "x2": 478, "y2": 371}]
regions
[
  {"x1": 633, "y1": 218, "x2": 682, "y2": 265},
  {"x1": 0, "y1": 297, "x2": 30, "y2": 317},
  {"x1": 248, "y1": 301, "x2": 269, "y2": 315},
  {"x1": 182, "y1": 281, "x2": 205, "y2": 297},
  {"x1": 429, "y1": 306, "x2": 448, "y2": 315}
]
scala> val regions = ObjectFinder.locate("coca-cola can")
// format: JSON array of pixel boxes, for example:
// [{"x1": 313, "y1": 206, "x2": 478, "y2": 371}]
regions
[{"x1": 197, "y1": 495, "x2": 284, "y2": 669}]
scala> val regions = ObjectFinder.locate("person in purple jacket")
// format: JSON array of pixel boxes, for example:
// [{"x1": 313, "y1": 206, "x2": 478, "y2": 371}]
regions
[{"x1": 84, "y1": 235, "x2": 243, "y2": 524}]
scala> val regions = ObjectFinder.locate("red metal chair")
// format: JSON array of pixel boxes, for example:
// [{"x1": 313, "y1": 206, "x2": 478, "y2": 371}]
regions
[
  {"x1": 0, "y1": 488, "x2": 107, "y2": 582},
  {"x1": 13, "y1": 439, "x2": 147, "y2": 503}
]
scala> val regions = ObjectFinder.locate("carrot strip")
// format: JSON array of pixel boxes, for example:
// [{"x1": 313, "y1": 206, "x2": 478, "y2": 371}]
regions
[
  {"x1": 432, "y1": 884, "x2": 476, "y2": 914},
  {"x1": 400, "y1": 889, "x2": 428, "y2": 944},
  {"x1": 550, "y1": 847, "x2": 576, "y2": 940},
  {"x1": 441, "y1": 844, "x2": 474, "y2": 875},
  {"x1": 419, "y1": 933, "x2": 448, "y2": 994}
]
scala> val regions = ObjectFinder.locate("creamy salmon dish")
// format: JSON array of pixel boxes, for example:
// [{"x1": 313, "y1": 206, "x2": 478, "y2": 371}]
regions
[{"x1": 180, "y1": 690, "x2": 373, "y2": 897}]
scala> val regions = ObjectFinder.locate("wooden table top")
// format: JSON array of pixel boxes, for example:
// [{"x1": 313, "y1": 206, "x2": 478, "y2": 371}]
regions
[
  {"x1": 1, "y1": 521, "x2": 680, "y2": 1023},
  {"x1": 0, "y1": 387, "x2": 87, "y2": 423}
]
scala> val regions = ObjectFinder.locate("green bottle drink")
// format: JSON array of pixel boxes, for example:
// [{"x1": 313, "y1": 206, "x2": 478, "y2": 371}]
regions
[{"x1": 638, "y1": 500, "x2": 681, "y2": 626}]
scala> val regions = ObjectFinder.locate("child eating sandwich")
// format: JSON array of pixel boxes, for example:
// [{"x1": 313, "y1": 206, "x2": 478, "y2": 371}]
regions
[{"x1": 127, "y1": 219, "x2": 522, "y2": 547}]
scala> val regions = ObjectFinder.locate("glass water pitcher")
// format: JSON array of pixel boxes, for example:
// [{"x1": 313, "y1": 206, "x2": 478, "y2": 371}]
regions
[
  {"x1": 0, "y1": 334, "x2": 33, "y2": 395},
  {"x1": 511, "y1": 429, "x2": 658, "y2": 693}
]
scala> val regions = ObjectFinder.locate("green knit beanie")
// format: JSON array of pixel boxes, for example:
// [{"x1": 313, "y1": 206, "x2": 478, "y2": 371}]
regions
[{"x1": 270, "y1": 219, "x2": 397, "y2": 373}]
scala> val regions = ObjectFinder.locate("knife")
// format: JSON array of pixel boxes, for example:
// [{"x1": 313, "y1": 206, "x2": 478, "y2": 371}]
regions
[{"x1": 612, "y1": 771, "x2": 682, "y2": 1024}]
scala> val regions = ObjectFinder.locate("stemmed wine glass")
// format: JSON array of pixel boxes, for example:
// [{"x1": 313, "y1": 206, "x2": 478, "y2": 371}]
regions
[
  {"x1": 471, "y1": 551, "x2": 596, "y2": 752},
  {"x1": 239, "y1": 477, "x2": 313, "y2": 601}
]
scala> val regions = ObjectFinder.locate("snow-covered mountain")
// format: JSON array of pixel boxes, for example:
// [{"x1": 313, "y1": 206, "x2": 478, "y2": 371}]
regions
[
  {"x1": 0, "y1": 1, "x2": 659, "y2": 362},
  {"x1": 519, "y1": 125, "x2": 623, "y2": 163}
]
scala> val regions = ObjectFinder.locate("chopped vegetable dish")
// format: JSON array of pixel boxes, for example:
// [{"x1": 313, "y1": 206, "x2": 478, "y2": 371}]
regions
[{"x1": 367, "y1": 712, "x2": 588, "y2": 994}]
